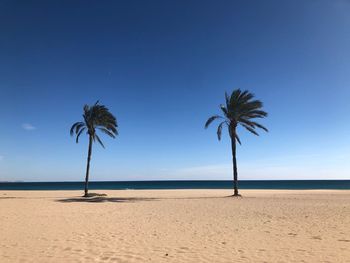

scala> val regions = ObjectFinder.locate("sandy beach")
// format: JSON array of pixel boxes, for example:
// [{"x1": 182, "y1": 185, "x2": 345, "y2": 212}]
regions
[{"x1": 0, "y1": 190, "x2": 349, "y2": 262}]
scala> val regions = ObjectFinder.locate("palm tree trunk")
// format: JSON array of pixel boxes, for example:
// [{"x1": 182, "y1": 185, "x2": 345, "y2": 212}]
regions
[
  {"x1": 231, "y1": 133, "x2": 239, "y2": 196},
  {"x1": 84, "y1": 135, "x2": 93, "y2": 197}
]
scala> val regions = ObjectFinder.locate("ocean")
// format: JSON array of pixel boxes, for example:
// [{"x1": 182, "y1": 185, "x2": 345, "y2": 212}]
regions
[{"x1": 0, "y1": 180, "x2": 349, "y2": 190}]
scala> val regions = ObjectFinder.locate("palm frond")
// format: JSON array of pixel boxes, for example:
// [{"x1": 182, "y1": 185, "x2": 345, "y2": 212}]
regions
[
  {"x1": 242, "y1": 113, "x2": 265, "y2": 119},
  {"x1": 245, "y1": 110, "x2": 268, "y2": 117},
  {"x1": 217, "y1": 121, "x2": 226, "y2": 141},
  {"x1": 95, "y1": 134, "x2": 105, "y2": 148},
  {"x1": 205, "y1": 115, "x2": 222, "y2": 129},
  {"x1": 238, "y1": 118, "x2": 255, "y2": 128},
  {"x1": 241, "y1": 100, "x2": 263, "y2": 112},
  {"x1": 75, "y1": 123, "x2": 86, "y2": 134},
  {"x1": 241, "y1": 124, "x2": 259, "y2": 136},
  {"x1": 239, "y1": 118, "x2": 268, "y2": 132},
  {"x1": 83, "y1": 105, "x2": 90, "y2": 115},
  {"x1": 230, "y1": 89, "x2": 242, "y2": 103},
  {"x1": 98, "y1": 128, "x2": 116, "y2": 138},
  {"x1": 76, "y1": 127, "x2": 86, "y2": 143},
  {"x1": 70, "y1": 122, "x2": 85, "y2": 136},
  {"x1": 237, "y1": 90, "x2": 254, "y2": 104},
  {"x1": 220, "y1": 104, "x2": 228, "y2": 117},
  {"x1": 235, "y1": 133, "x2": 242, "y2": 145},
  {"x1": 250, "y1": 122, "x2": 268, "y2": 132},
  {"x1": 225, "y1": 92, "x2": 230, "y2": 108}
]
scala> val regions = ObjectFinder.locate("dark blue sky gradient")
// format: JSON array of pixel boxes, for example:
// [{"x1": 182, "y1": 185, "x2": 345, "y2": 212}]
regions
[{"x1": 1, "y1": 0, "x2": 350, "y2": 181}]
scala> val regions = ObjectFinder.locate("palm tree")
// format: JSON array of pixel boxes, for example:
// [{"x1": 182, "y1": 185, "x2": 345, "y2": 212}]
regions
[
  {"x1": 205, "y1": 89, "x2": 268, "y2": 196},
  {"x1": 70, "y1": 101, "x2": 118, "y2": 197}
]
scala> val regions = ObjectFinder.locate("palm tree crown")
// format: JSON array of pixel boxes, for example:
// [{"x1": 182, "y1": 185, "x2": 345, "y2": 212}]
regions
[
  {"x1": 205, "y1": 89, "x2": 268, "y2": 143},
  {"x1": 70, "y1": 101, "x2": 118, "y2": 148}
]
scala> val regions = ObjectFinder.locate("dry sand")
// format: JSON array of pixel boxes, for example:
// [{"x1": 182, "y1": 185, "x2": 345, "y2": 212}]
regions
[{"x1": 0, "y1": 189, "x2": 349, "y2": 262}]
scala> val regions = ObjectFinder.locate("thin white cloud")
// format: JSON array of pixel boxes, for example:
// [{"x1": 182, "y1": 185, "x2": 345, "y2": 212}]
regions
[
  {"x1": 22, "y1": 123, "x2": 36, "y2": 131},
  {"x1": 0, "y1": 155, "x2": 3, "y2": 161},
  {"x1": 177, "y1": 164, "x2": 230, "y2": 177},
  {"x1": 156, "y1": 164, "x2": 231, "y2": 180},
  {"x1": 155, "y1": 158, "x2": 350, "y2": 180}
]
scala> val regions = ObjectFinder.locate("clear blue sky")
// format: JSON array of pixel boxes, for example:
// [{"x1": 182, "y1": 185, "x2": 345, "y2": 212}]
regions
[{"x1": 1, "y1": 0, "x2": 350, "y2": 181}]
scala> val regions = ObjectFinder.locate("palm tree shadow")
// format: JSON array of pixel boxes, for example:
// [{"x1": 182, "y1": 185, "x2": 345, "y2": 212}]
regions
[
  {"x1": 0, "y1": 197, "x2": 24, "y2": 200},
  {"x1": 56, "y1": 193, "x2": 238, "y2": 203},
  {"x1": 56, "y1": 194, "x2": 159, "y2": 203},
  {"x1": 55, "y1": 193, "x2": 242, "y2": 203}
]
